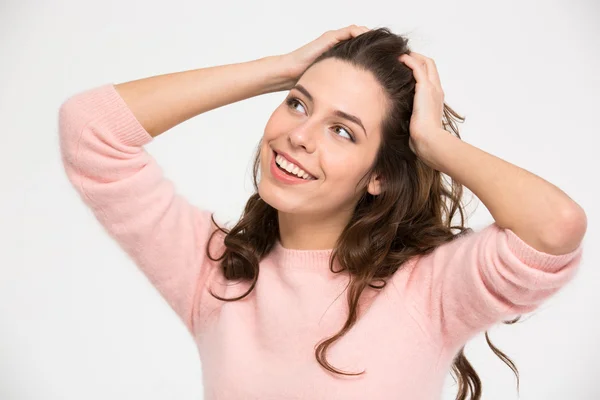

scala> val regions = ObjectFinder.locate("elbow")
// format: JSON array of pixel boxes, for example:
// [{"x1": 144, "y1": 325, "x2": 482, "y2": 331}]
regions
[
  {"x1": 58, "y1": 104, "x2": 75, "y2": 159},
  {"x1": 57, "y1": 99, "x2": 86, "y2": 181},
  {"x1": 543, "y1": 205, "x2": 587, "y2": 255},
  {"x1": 58, "y1": 97, "x2": 85, "y2": 157},
  {"x1": 58, "y1": 100, "x2": 74, "y2": 143}
]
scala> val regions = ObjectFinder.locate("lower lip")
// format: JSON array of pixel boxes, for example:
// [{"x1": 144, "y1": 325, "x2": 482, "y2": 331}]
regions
[{"x1": 270, "y1": 150, "x2": 315, "y2": 185}]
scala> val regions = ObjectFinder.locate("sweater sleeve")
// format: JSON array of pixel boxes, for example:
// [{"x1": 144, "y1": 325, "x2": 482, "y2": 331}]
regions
[
  {"x1": 58, "y1": 83, "x2": 223, "y2": 337},
  {"x1": 400, "y1": 223, "x2": 584, "y2": 349}
]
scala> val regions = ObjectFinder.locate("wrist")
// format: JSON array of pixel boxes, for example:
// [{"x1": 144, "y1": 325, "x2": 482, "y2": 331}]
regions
[
  {"x1": 416, "y1": 129, "x2": 455, "y2": 171},
  {"x1": 259, "y1": 55, "x2": 297, "y2": 93}
]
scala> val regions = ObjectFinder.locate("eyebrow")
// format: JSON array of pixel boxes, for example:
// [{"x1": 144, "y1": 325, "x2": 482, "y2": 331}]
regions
[{"x1": 292, "y1": 84, "x2": 368, "y2": 138}]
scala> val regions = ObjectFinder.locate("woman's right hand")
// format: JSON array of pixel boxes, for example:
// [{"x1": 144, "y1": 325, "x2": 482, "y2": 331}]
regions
[{"x1": 277, "y1": 25, "x2": 370, "y2": 90}]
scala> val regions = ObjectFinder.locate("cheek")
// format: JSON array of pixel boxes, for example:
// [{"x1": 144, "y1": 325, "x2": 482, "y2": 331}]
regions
[
  {"x1": 263, "y1": 107, "x2": 290, "y2": 138},
  {"x1": 323, "y1": 158, "x2": 362, "y2": 187},
  {"x1": 322, "y1": 155, "x2": 372, "y2": 192}
]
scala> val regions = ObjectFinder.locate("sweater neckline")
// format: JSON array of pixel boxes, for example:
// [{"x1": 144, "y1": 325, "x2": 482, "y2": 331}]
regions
[
  {"x1": 270, "y1": 238, "x2": 342, "y2": 274},
  {"x1": 273, "y1": 237, "x2": 334, "y2": 253}
]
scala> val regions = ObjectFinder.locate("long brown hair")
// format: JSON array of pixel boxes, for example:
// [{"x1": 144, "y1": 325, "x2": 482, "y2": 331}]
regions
[{"x1": 205, "y1": 27, "x2": 521, "y2": 400}]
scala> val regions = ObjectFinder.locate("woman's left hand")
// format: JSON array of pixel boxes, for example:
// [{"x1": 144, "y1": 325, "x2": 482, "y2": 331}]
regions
[{"x1": 398, "y1": 52, "x2": 448, "y2": 160}]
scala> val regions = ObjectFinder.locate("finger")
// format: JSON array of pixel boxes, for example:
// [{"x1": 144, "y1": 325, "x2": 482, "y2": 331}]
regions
[
  {"x1": 407, "y1": 52, "x2": 443, "y2": 90},
  {"x1": 337, "y1": 24, "x2": 369, "y2": 39},
  {"x1": 327, "y1": 25, "x2": 358, "y2": 42},
  {"x1": 405, "y1": 52, "x2": 429, "y2": 78},
  {"x1": 348, "y1": 24, "x2": 369, "y2": 37},
  {"x1": 399, "y1": 53, "x2": 429, "y2": 84}
]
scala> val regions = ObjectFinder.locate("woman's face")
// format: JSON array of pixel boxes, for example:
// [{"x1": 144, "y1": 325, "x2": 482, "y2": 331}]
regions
[{"x1": 258, "y1": 58, "x2": 388, "y2": 218}]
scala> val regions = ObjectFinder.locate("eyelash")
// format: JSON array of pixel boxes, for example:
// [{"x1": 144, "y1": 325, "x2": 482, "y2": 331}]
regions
[{"x1": 285, "y1": 96, "x2": 356, "y2": 143}]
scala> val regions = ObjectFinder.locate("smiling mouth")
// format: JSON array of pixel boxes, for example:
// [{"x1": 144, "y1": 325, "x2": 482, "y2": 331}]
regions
[{"x1": 272, "y1": 150, "x2": 317, "y2": 181}]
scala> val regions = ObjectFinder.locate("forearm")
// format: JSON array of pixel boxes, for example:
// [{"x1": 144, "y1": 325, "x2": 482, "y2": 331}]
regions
[
  {"x1": 114, "y1": 55, "x2": 291, "y2": 138},
  {"x1": 422, "y1": 130, "x2": 587, "y2": 255}
]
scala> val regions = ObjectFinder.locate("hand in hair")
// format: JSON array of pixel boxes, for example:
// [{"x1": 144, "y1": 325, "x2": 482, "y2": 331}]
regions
[
  {"x1": 399, "y1": 52, "x2": 449, "y2": 159},
  {"x1": 278, "y1": 24, "x2": 370, "y2": 89}
]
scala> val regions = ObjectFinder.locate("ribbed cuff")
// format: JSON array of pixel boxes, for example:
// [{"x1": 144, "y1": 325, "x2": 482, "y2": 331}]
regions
[
  {"x1": 67, "y1": 83, "x2": 154, "y2": 148},
  {"x1": 503, "y1": 227, "x2": 583, "y2": 272}
]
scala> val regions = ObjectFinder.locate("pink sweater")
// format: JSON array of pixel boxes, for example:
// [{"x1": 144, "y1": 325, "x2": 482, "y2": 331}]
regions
[{"x1": 58, "y1": 83, "x2": 584, "y2": 400}]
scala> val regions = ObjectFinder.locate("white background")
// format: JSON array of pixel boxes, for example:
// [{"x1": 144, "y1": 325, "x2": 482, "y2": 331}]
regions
[{"x1": 1, "y1": 0, "x2": 598, "y2": 398}]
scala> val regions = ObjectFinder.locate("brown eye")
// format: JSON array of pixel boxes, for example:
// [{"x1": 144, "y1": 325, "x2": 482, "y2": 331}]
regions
[
  {"x1": 286, "y1": 97, "x2": 305, "y2": 113},
  {"x1": 333, "y1": 126, "x2": 355, "y2": 142}
]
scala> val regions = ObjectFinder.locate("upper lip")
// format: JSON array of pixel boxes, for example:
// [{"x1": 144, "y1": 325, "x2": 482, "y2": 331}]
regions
[{"x1": 273, "y1": 149, "x2": 317, "y2": 178}]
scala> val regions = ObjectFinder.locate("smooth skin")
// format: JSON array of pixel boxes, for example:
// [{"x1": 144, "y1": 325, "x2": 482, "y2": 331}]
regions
[{"x1": 258, "y1": 57, "x2": 387, "y2": 250}]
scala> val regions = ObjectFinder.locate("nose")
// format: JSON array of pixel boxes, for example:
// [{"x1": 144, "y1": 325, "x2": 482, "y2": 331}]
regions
[{"x1": 288, "y1": 123, "x2": 317, "y2": 153}]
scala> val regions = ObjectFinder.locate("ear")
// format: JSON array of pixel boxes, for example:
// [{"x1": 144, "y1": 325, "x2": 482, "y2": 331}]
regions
[{"x1": 367, "y1": 174, "x2": 382, "y2": 196}]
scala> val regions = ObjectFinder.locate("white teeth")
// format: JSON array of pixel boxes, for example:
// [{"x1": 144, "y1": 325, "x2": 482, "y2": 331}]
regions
[{"x1": 275, "y1": 153, "x2": 314, "y2": 180}]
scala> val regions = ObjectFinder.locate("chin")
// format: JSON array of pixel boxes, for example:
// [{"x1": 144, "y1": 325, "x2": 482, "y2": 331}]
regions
[
  {"x1": 257, "y1": 183, "x2": 277, "y2": 210},
  {"x1": 258, "y1": 182, "x2": 309, "y2": 214}
]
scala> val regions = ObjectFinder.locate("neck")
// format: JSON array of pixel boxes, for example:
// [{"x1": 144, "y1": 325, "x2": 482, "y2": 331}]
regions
[{"x1": 277, "y1": 209, "x2": 352, "y2": 250}]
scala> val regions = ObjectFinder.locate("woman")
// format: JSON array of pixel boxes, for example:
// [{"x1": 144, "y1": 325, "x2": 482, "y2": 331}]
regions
[{"x1": 58, "y1": 25, "x2": 586, "y2": 400}]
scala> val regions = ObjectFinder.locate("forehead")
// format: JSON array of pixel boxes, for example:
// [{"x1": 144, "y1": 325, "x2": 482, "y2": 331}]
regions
[{"x1": 296, "y1": 58, "x2": 388, "y2": 135}]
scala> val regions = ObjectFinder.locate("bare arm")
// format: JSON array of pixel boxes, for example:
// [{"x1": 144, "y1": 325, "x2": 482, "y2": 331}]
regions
[
  {"x1": 421, "y1": 130, "x2": 587, "y2": 255},
  {"x1": 114, "y1": 55, "x2": 292, "y2": 138}
]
